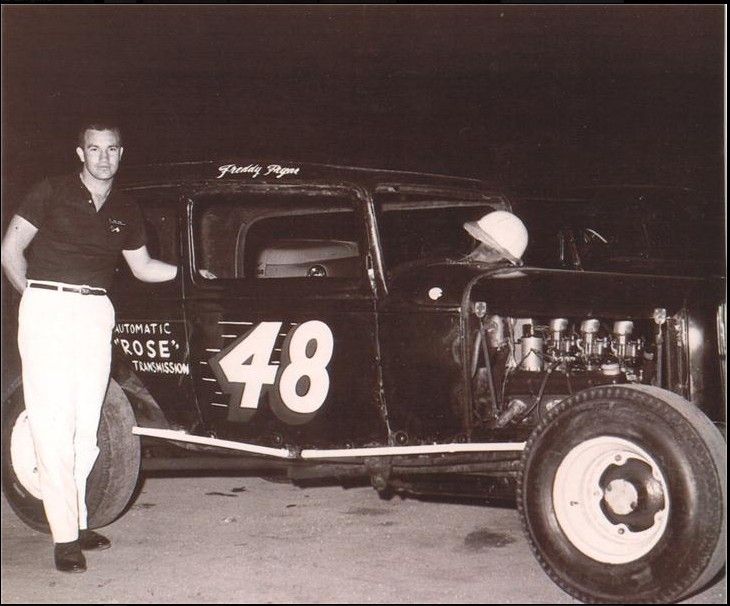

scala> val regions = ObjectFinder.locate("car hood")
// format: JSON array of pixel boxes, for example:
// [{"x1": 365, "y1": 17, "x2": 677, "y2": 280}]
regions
[
  {"x1": 386, "y1": 260, "x2": 515, "y2": 308},
  {"x1": 386, "y1": 260, "x2": 725, "y2": 316}
]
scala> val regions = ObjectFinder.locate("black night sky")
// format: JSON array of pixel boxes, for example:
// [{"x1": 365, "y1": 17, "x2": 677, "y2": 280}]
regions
[{"x1": 1, "y1": 5, "x2": 725, "y2": 212}]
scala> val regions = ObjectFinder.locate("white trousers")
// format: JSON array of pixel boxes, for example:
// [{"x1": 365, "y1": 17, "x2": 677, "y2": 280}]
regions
[{"x1": 18, "y1": 282, "x2": 115, "y2": 543}]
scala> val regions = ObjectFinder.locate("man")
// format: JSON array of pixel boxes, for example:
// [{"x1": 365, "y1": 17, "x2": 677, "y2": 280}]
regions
[
  {"x1": 463, "y1": 209, "x2": 529, "y2": 265},
  {"x1": 1, "y1": 121, "x2": 177, "y2": 573}
]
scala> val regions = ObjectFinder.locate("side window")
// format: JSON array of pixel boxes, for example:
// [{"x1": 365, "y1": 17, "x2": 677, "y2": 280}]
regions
[
  {"x1": 376, "y1": 200, "x2": 500, "y2": 273},
  {"x1": 193, "y1": 190, "x2": 363, "y2": 282}
]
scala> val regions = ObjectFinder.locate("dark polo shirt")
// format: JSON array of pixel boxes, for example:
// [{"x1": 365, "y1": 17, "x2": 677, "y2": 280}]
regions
[{"x1": 17, "y1": 173, "x2": 146, "y2": 290}]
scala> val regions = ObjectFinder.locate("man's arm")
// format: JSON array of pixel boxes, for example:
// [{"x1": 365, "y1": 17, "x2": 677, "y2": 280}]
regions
[
  {"x1": 1, "y1": 215, "x2": 39, "y2": 293},
  {"x1": 122, "y1": 245, "x2": 178, "y2": 282}
]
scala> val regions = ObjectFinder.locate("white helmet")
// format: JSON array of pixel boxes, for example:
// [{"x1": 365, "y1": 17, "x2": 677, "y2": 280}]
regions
[{"x1": 463, "y1": 210, "x2": 528, "y2": 265}]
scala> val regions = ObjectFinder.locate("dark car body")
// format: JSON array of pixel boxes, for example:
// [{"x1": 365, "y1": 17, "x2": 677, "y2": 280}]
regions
[
  {"x1": 95, "y1": 163, "x2": 725, "y2": 460},
  {"x1": 3, "y1": 161, "x2": 726, "y2": 603},
  {"x1": 108, "y1": 161, "x2": 502, "y2": 454}
]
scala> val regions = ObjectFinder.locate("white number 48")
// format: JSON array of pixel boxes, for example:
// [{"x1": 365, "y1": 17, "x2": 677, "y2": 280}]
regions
[{"x1": 210, "y1": 320, "x2": 334, "y2": 418}]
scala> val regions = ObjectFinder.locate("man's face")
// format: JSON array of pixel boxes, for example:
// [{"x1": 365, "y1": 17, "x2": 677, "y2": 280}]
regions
[
  {"x1": 76, "y1": 129, "x2": 123, "y2": 181},
  {"x1": 470, "y1": 243, "x2": 505, "y2": 264}
]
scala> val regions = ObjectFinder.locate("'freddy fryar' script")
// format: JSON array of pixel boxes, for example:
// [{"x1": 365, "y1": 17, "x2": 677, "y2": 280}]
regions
[{"x1": 217, "y1": 163, "x2": 301, "y2": 179}]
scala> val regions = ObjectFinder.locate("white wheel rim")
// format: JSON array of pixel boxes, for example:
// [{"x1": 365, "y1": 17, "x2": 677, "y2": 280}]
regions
[
  {"x1": 10, "y1": 411, "x2": 43, "y2": 499},
  {"x1": 553, "y1": 436, "x2": 669, "y2": 564}
]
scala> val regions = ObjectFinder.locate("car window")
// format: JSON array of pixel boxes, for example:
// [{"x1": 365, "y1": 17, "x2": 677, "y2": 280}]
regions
[
  {"x1": 572, "y1": 215, "x2": 648, "y2": 261},
  {"x1": 375, "y1": 199, "x2": 502, "y2": 272},
  {"x1": 515, "y1": 191, "x2": 724, "y2": 273},
  {"x1": 192, "y1": 190, "x2": 363, "y2": 282},
  {"x1": 517, "y1": 201, "x2": 648, "y2": 269}
]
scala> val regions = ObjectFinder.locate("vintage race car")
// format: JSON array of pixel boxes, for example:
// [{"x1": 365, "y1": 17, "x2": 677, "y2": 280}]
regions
[{"x1": 2, "y1": 161, "x2": 726, "y2": 603}]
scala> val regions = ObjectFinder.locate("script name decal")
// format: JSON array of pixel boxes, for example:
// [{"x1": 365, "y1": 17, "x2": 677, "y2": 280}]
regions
[{"x1": 216, "y1": 163, "x2": 301, "y2": 179}]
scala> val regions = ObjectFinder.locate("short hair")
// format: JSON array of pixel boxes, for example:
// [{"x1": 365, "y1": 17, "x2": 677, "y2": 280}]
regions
[{"x1": 77, "y1": 121, "x2": 123, "y2": 148}]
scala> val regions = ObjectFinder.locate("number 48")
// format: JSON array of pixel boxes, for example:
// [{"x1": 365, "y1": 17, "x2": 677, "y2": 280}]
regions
[{"x1": 211, "y1": 321, "x2": 334, "y2": 420}]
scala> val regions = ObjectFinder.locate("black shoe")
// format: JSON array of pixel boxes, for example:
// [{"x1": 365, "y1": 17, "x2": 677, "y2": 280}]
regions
[
  {"x1": 54, "y1": 541, "x2": 86, "y2": 573},
  {"x1": 79, "y1": 529, "x2": 111, "y2": 551}
]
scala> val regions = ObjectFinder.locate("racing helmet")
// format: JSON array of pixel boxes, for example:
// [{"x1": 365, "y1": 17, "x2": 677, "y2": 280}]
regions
[{"x1": 463, "y1": 210, "x2": 528, "y2": 265}]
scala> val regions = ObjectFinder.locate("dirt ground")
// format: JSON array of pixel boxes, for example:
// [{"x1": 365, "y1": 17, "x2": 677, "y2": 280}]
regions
[{"x1": 1, "y1": 473, "x2": 726, "y2": 604}]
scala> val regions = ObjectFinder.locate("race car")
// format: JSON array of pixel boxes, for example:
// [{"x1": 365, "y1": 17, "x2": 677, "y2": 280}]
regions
[{"x1": 2, "y1": 160, "x2": 725, "y2": 603}]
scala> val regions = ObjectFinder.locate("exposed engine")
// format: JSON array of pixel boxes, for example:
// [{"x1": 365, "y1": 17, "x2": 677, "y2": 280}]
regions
[{"x1": 472, "y1": 313, "x2": 660, "y2": 428}]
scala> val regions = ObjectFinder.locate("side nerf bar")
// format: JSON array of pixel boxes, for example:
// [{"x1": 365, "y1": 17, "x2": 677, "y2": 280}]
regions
[{"x1": 132, "y1": 427, "x2": 526, "y2": 459}]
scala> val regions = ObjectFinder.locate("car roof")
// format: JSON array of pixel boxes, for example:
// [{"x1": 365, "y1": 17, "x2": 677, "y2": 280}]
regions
[{"x1": 117, "y1": 159, "x2": 493, "y2": 193}]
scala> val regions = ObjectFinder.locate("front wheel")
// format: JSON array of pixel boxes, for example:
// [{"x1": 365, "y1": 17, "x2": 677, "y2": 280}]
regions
[
  {"x1": 518, "y1": 385, "x2": 725, "y2": 603},
  {"x1": 1, "y1": 378, "x2": 141, "y2": 533}
]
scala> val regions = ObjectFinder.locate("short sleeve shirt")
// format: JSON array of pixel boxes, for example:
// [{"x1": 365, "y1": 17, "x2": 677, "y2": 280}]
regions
[{"x1": 17, "y1": 173, "x2": 146, "y2": 289}]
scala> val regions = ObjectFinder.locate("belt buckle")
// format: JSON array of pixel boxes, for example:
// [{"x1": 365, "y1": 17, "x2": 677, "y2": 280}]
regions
[{"x1": 80, "y1": 287, "x2": 91, "y2": 295}]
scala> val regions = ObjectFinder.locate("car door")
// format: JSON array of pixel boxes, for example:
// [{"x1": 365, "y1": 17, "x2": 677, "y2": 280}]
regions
[
  {"x1": 183, "y1": 183, "x2": 386, "y2": 450},
  {"x1": 372, "y1": 193, "x2": 506, "y2": 441}
]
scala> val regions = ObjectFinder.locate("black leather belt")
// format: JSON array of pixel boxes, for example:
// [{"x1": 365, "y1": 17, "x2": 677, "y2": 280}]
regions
[{"x1": 29, "y1": 283, "x2": 107, "y2": 296}]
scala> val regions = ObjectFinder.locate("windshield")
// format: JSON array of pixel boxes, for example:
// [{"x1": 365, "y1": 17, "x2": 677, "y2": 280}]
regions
[
  {"x1": 514, "y1": 193, "x2": 723, "y2": 273},
  {"x1": 522, "y1": 208, "x2": 648, "y2": 269}
]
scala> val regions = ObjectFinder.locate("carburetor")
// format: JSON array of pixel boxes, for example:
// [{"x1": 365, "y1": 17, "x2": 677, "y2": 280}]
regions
[
  {"x1": 516, "y1": 316, "x2": 645, "y2": 375},
  {"x1": 476, "y1": 314, "x2": 655, "y2": 428}
]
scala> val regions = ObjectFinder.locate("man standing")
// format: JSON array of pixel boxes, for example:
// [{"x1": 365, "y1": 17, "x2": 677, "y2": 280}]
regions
[{"x1": 1, "y1": 121, "x2": 177, "y2": 573}]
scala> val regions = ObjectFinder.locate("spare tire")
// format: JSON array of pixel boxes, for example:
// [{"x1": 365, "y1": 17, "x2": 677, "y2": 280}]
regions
[{"x1": 1, "y1": 377, "x2": 141, "y2": 533}]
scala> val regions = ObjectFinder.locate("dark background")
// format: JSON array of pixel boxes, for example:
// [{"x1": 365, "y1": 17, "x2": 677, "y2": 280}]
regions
[{"x1": 2, "y1": 5, "x2": 725, "y2": 210}]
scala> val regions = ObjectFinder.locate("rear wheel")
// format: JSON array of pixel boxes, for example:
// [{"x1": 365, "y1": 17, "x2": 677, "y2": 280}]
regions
[
  {"x1": 518, "y1": 385, "x2": 725, "y2": 603},
  {"x1": 1, "y1": 378, "x2": 141, "y2": 533}
]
